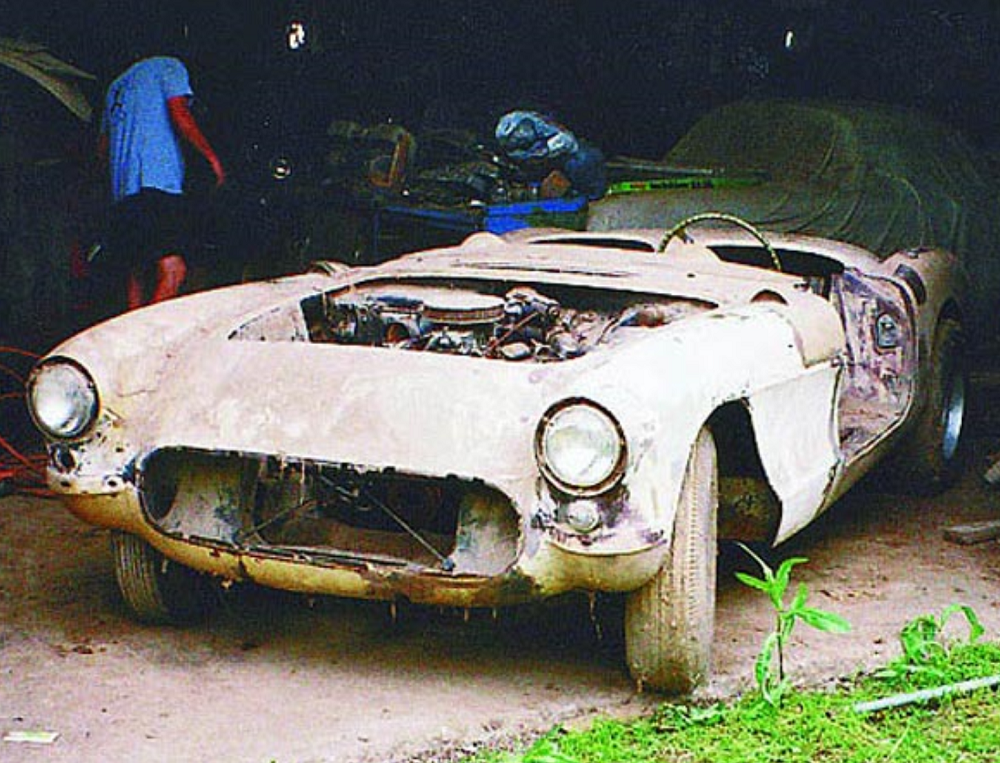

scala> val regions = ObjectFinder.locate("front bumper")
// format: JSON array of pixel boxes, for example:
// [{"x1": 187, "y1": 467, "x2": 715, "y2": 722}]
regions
[{"x1": 52, "y1": 446, "x2": 667, "y2": 607}]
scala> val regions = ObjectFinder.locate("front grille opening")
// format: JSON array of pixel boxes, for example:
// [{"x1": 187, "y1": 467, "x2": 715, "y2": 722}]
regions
[
  {"x1": 253, "y1": 466, "x2": 463, "y2": 565},
  {"x1": 141, "y1": 449, "x2": 519, "y2": 575}
]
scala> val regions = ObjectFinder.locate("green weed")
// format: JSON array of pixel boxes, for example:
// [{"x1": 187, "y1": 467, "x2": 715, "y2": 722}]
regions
[
  {"x1": 465, "y1": 602, "x2": 1000, "y2": 763},
  {"x1": 468, "y1": 640, "x2": 1000, "y2": 763},
  {"x1": 734, "y1": 543, "x2": 851, "y2": 705},
  {"x1": 877, "y1": 603, "x2": 986, "y2": 684}
]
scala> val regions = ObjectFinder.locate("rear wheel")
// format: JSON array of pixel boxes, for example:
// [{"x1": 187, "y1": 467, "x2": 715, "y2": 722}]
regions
[
  {"x1": 111, "y1": 531, "x2": 216, "y2": 624},
  {"x1": 625, "y1": 426, "x2": 718, "y2": 693},
  {"x1": 895, "y1": 318, "x2": 967, "y2": 492}
]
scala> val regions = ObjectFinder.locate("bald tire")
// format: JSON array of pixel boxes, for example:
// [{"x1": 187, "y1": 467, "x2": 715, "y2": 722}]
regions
[
  {"x1": 625, "y1": 427, "x2": 717, "y2": 693},
  {"x1": 111, "y1": 530, "x2": 215, "y2": 625}
]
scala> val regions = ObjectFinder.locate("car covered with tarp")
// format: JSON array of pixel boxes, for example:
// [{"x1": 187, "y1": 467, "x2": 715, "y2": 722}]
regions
[{"x1": 590, "y1": 100, "x2": 1000, "y2": 339}]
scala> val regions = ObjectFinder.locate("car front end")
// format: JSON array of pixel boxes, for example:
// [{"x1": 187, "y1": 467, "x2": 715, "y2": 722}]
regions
[{"x1": 28, "y1": 262, "x2": 725, "y2": 609}]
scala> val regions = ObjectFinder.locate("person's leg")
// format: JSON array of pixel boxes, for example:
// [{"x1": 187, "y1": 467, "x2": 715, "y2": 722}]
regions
[
  {"x1": 126, "y1": 272, "x2": 144, "y2": 309},
  {"x1": 133, "y1": 190, "x2": 190, "y2": 306},
  {"x1": 150, "y1": 253, "x2": 188, "y2": 303},
  {"x1": 107, "y1": 195, "x2": 146, "y2": 314}
]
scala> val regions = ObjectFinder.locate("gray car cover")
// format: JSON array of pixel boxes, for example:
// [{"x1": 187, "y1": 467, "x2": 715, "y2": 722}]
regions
[{"x1": 589, "y1": 100, "x2": 1000, "y2": 340}]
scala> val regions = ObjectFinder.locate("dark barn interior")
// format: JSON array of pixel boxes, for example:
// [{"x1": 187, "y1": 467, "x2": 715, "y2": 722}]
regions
[{"x1": 2, "y1": 0, "x2": 1000, "y2": 351}]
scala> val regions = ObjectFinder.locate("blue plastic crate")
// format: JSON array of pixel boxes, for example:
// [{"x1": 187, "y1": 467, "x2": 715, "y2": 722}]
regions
[{"x1": 483, "y1": 197, "x2": 588, "y2": 234}]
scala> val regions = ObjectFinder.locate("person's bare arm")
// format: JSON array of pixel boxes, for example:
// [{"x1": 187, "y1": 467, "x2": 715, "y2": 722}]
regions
[
  {"x1": 167, "y1": 95, "x2": 225, "y2": 187},
  {"x1": 97, "y1": 131, "x2": 109, "y2": 165}
]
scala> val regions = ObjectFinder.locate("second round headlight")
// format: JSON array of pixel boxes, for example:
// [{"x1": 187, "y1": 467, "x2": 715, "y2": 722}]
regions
[
  {"x1": 27, "y1": 359, "x2": 99, "y2": 439},
  {"x1": 537, "y1": 400, "x2": 625, "y2": 494}
]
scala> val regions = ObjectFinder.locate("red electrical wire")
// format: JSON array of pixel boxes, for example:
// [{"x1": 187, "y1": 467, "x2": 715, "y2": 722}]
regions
[
  {"x1": 0, "y1": 346, "x2": 40, "y2": 360},
  {"x1": 0, "y1": 361, "x2": 27, "y2": 384},
  {"x1": 0, "y1": 433, "x2": 44, "y2": 474},
  {"x1": 0, "y1": 346, "x2": 50, "y2": 497}
]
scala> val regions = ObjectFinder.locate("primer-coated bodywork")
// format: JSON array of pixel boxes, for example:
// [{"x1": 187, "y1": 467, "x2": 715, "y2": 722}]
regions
[{"x1": 36, "y1": 227, "x2": 965, "y2": 607}]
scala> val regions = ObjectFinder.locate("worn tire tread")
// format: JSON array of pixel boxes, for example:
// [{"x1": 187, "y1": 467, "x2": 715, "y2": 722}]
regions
[
  {"x1": 111, "y1": 530, "x2": 214, "y2": 625},
  {"x1": 625, "y1": 427, "x2": 717, "y2": 693}
]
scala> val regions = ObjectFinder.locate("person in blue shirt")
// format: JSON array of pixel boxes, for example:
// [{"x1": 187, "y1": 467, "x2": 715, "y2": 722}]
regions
[
  {"x1": 99, "y1": 56, "x2": 225, "y2": 310},
  {"x1": 495, "y1": 110, "x2": 606, "y2": 201}
]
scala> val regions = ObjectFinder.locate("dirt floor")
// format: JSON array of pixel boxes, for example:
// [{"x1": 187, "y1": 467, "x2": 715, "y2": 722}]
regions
[{"x1": 2, "y1": 438, "x2": 1000, "y2": 763}]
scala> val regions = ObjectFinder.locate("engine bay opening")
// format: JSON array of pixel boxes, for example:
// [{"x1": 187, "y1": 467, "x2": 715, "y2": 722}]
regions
[
  {"x1": 273, "y1": 280, "x2": 711, "y2": 361},
  {"x1": 141, "y1": 448, "x2": 520, "y2": 575}
]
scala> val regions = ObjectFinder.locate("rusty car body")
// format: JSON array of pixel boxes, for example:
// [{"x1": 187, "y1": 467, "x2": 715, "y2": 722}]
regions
[{"x1": 27, "y1": 217, "x2": 968, "y2": 692}]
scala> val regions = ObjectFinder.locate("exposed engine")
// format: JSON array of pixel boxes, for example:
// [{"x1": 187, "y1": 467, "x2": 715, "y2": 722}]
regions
[{"x1": 300, "y1": 283, "x2": 702, "y2": 361}]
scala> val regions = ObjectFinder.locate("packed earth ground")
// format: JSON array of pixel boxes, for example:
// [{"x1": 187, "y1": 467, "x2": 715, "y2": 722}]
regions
[{"x1": 2, "y1": 423, "x2": 1000, "y2": 763}]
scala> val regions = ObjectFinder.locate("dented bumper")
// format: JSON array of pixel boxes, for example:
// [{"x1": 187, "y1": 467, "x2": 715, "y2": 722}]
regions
[{"x1": 51, "y1": 445, "x2": 667, "y2": 607}]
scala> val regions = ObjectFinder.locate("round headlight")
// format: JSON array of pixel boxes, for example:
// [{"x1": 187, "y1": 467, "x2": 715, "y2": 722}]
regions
[
  {"x1": 27, "y1": 359, "x2": 99, "y2": 439},
  {"x1": 537, "y1": 400, "x2": 625, "y2": 494}
]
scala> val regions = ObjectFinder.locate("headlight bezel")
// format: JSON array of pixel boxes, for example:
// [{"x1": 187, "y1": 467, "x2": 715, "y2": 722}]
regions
[
  {"x1": 535, "y1": 398, "x2": 627, "y2": 497},
  {"x1": 26, "y1": 357, "x2": 100, "y2": 441}
]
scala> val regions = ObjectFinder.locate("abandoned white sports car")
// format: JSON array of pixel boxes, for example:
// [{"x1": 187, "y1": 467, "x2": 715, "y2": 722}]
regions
[{"x1": 28, "y1": 214, "x2": 967, "y2": 692}]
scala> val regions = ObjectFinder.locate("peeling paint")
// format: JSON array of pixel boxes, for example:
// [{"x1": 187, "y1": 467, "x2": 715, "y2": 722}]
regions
[{"x1": 37, "y1": 226, "x2": 966, "y2": 608}]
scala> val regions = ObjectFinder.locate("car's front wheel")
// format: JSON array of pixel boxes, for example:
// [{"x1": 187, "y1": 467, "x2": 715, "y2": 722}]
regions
[
  {"x1": 625, "y1": 426, "x2": 717, "y2": 693},
  {"x1": 111, "y1": 531, "x2": 217, "y2": 624}
]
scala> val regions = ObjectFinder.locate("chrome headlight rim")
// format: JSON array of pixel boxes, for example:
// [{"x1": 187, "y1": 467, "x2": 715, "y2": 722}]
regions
[
  {"x1": 535, "y1": 398, "x2": 627, "y2": 497},
  {"x1": 27, "y1": 357, "x2": 100, "y2": 441}
]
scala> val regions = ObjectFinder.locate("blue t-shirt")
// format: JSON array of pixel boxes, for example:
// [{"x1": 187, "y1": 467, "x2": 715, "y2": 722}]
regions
[{"x1": 103, "y1": 57, "x2": 193, "y2": 202}]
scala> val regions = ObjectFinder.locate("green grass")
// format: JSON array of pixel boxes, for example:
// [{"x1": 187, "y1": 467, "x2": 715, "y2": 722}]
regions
[{"x1": 466, "y1": 642, "x2": 1000, "y2": 763}]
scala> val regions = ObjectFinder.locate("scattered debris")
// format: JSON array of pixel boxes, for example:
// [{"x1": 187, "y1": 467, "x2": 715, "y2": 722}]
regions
[
  {"x1": 942, "y1": 520, "x2": 1000, "y2": 545},
  {"x1": 3, "y1": 729, "x2": 60, "y2": 744}
]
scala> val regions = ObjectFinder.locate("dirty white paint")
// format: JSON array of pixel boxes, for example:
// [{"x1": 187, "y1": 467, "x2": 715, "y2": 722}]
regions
[{"x1": 41, "y1": 227, "x2": 964, "y2": 605}]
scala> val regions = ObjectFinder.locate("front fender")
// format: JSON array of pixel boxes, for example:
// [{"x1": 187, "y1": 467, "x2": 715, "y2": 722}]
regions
[
  {"x1": 746, "y1": 365, "x2": 841, "y2": 541},
  {"x1": 561, "y1": 300, "x2": 844, "y2": 548}
]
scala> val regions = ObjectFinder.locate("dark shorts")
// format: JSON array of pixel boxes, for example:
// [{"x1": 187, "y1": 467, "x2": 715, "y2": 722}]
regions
[
  {"x1": 87, "y1": 188, "x2": 192, "y2": 316},
  {"x1": 106, "y1": 188, "x2": 191, "y2": 270}
]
